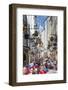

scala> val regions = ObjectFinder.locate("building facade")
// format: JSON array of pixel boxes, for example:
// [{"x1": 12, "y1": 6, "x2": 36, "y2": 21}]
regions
[{"x1": 23, "y1": 15, "x2": 57, "y2": 66}]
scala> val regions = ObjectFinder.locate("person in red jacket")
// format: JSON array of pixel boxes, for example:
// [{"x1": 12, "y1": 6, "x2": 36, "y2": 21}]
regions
[
  {"x1": 39, "y1": 65, "x2": 47, "y2": 74},
  {"x1": 23, "y1": 66, "x2": 30, "y2": 75}
]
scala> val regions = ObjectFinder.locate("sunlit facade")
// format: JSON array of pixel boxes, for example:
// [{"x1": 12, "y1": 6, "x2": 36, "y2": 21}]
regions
[{"x1": 23, "y1": 15, "x2": 57, "y2": 66}]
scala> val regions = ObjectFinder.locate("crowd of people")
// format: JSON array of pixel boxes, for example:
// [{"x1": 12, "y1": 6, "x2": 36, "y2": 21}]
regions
[{"x1": 23, "y1": 50, "x2": 57, "y2": 75}]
